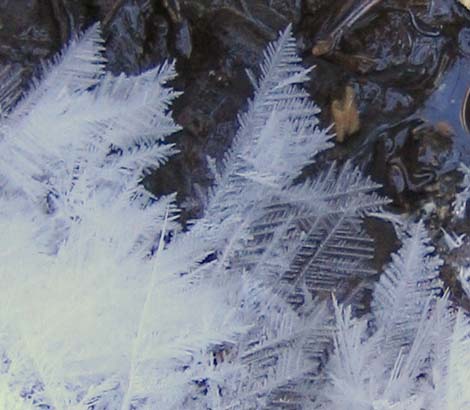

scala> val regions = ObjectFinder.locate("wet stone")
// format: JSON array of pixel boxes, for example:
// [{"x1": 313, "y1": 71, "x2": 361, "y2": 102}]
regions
[
  {"x1": 0, "y1": 1, "x2": 60, "y2": 66},
  {"x1": 104, "y1": 0, "x2": 169, "y2": 74},
  {"x1": 383, "y1": 88, "x2": 413, "y2": 113},
  {"x1": 458, "y1": 27, "x2": 470, "y2": 55}
]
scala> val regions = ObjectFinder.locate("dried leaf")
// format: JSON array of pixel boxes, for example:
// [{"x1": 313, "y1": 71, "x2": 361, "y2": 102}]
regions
[
  {"x1": 331, "y1": 85, "x2": 360, "y2": 143},
  {"x1": 459, "y1": 0, "x2": 470, "y2": 10}
]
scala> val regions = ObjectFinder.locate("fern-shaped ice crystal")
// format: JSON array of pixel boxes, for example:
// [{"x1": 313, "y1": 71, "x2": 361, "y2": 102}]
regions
[{"x1": 0, "y1": 23, "x2": 182, "y2": 409}]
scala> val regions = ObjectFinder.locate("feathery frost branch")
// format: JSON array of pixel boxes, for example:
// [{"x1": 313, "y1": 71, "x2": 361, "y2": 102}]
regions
[{"x1": 2, "y1": 20, "x2": 465, "y2": 410}]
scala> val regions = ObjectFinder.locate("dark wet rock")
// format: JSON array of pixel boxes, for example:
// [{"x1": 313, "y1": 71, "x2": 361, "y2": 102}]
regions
[
  {"x1": 458, "y1": 26, "x2": 470, "y2": 55},
  {"x1": 149, "y1": 6, "x2": 268, "y2": 220},
  {"x1": 351, "y1": 118, "x2": 457, "y2": 240},
  {"x1": 61, "y1": 1, "x2": 104, "y2": 34},
  {"x1": 383, "y1": 88, "x2": 414, "y2": 113},
  {"x1": 174, "y1": 18, "x2": 192, "y2": 58},
  {"x1": 97, "y1": 1, "x2": 304, "y2": 221},
  {"x1": 338, "y1": 9, "x2": 440, "y2": 79},
  {"x1": 304, "y1": 0, "x2": 331, "y2": 13},
  {"x1": 425, "y1": 0, "x2": 462, "y2": 25},
  {"x1": 0, "y1": 0, "x2": 61, "y2": 82},
  {"x1": 419, "y1": 55, "x2": 470, "y2": 161},
  {"x1": 302, "y1": 0, "x2": 470, "y2": 259},
  {"x1": 181, "y1": 0, "x2": 302, "y2": 25},
  {"x1": 201, "y1": 7, "x2": 273, "y2": 67},
  {"x1": 104, "y1": 0, "x2": 171, "y2": 74}
]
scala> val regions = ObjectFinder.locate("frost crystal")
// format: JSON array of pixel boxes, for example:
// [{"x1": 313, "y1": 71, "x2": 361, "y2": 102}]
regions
[{"x1": 1, "y1": 21, "x2": 468, "y2": 410}]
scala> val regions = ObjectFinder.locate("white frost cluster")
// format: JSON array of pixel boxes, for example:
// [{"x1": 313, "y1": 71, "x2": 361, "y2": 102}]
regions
[{"x1": 0, "y1": 22, "x2": 468, "y2": 410}]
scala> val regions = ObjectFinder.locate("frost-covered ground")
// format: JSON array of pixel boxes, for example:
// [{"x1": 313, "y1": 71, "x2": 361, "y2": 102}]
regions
[{"x1": 0, "y1": 21, "x2": 469, "y2": 409}]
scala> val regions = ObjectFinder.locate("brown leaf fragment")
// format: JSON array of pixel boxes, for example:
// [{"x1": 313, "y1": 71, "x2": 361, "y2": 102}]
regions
[
  {"x1": 459, "y1": 0, "x2": 470, "y2": 10},
  {"x1": 331, "y1": 85, "x2": 360, "y2": 143},
  {"x1": 312, "y1": 38, "x2": 334, "y2": 56}
]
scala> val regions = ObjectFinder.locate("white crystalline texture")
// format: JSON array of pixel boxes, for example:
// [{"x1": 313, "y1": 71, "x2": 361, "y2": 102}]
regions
[
  {"x1": 0, "y1": 23, "x2": 183, "y2": 409},
  {"x1": 0, "y1": 20, "x2": 467, "y2": 410},
  {"x1": 323, "y1": 223, "x2": 470, "y2": 410}
]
